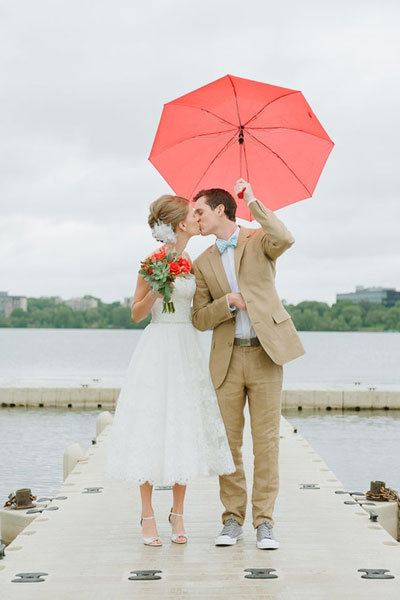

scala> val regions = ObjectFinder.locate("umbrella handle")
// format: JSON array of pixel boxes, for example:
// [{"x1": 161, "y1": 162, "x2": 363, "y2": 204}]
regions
[{"x1": 237, "y1": 187, "x2": 246, "y2": 200}]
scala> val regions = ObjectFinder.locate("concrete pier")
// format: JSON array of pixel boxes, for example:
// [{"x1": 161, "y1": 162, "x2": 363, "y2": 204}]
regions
[
  {"x1": 0, "y1": 387, "x2": 119, "y2": 409},
  {"x1": 1, "y1": 414, "x2": 399, "y2": 598},
  {"x1": 1, "y1": 387, "x2": 400, "y2": 409}
]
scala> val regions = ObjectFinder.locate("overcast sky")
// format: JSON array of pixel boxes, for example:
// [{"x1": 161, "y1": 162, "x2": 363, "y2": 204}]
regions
[{"x1": 1, "y1": 0, "x2": 399, "y2": 305}]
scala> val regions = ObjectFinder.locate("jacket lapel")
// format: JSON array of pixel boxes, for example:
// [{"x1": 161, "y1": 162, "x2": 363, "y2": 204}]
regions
[
  {"x1": 234, "y1": 226, "x2": 251, "y2": 279},
  {"x1": 207, "y1": 226, "x2": 251, "y2": 295},
  {"x1": 208, "y1": 244, "x2": 231, "y2": 295}
]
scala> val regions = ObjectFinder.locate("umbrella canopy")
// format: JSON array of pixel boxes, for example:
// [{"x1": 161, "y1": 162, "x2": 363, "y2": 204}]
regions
[{"x1": 149, "y1": 74, "x2": 334, "y2": 220}]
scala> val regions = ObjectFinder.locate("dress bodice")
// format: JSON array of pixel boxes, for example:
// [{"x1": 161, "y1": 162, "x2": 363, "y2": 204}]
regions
[{"x1": 151, "y1": 274, "x2": 196, "y2": 324}]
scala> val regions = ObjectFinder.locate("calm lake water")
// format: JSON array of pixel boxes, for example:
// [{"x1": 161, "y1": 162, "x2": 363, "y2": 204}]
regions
[
  {"x1": 0, "y1": 329, "x2": 399, "y2": 389},
  {"x1": 285, "y1": 409, "x2": 400, "y2": 493},
  {"x1": 0, "y1": 408, "x2": 101, "y2": 508}
]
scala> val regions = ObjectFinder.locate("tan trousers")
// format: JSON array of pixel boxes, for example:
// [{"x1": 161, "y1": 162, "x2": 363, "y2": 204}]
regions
[{"x1": 216, "y1": 344, "x2": 282, "y2": 528}]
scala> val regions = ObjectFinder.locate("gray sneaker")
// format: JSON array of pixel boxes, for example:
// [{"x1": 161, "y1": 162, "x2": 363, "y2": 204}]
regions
[
  {"x1": 215, "y1": 516, "x2": 243, "y2": 546},
  {"x1": 256, "y1": 520, "x2": 279, "y2": 550}
]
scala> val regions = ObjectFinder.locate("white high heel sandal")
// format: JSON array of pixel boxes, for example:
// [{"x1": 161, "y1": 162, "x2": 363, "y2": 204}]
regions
[
  {"x1": 140, "y1": 515, "x2": 163, "y2": 546},
  {"x1": 168, "y1": 509, "x2": 188, "y2": 544}
]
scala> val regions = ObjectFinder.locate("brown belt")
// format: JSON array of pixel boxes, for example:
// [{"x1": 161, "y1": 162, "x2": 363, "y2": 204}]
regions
[{"x1": 233, "y1": 337, "x2": 260, "y2": 347}]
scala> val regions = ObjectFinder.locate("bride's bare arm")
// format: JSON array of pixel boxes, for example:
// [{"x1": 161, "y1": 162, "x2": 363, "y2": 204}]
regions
[
  {"x1": 182, "y1": 250, "x2": 192, "y2": 266},
  {"x1": 131, "y1": 274, "x2": 162, "y2": 323}
]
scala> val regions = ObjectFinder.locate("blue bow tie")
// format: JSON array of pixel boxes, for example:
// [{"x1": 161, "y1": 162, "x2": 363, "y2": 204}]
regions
[{"x1": 216, "y1": 234, "x2": 238, "y2": 254}]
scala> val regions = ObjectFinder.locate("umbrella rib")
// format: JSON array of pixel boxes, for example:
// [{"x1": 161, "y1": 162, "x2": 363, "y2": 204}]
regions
[
  {"x1": 169, "y1": 101, "x2": 237, "y2": 127},
  {"x1": 228, "y1": 74, "x2": 242, "y2": 125},
  {"x1": 244, "y1": 91, "x2": 300, "y2": 128},
  {"x1": 248, "y1": 125, "x2": 331, "y2": 143},
  {"x1": 199, "y1": 108, "x2": 237, "y2": 127},
  {"x1": 150, "y1": 129, "x2": 237, "y2": 158},
  {"x1": 246, "y1": 131, "x2": 312, "y2": 196},
  {"x1": 188, "y1": 134, "x2": 237, "y2": 198},
  {"x1": 227, "y1": 76, "x2": 248, "y2": 181}
]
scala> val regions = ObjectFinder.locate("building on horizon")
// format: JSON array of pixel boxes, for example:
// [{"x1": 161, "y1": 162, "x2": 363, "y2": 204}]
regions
[
  {"x1": 62, "y1": 296, "x2": 99, "y2": 311},
  {"x1": 123, "y1": 296, "x2": 134, "y2": 307},
  {"x1": 0, "y1": 291, "x2": 28, "y2": 317},
  {"x1": 336, "y1": 286, "x2": 400, "y2": 306}
]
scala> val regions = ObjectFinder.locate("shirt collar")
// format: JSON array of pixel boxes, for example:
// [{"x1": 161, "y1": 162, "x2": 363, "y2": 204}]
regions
[{"x1": 228, "y1": 226, "x2": 240, "y2": 242}]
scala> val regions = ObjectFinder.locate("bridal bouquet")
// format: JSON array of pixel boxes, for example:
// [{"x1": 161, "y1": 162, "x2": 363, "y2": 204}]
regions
[{"x1": 139, "y1": 247, "x2": 192, "y2": 313}]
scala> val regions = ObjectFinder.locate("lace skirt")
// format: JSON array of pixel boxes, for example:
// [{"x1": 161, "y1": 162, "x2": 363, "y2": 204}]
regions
[{"x1": 104, "y1": 322, "x2": 235, "y2": 485}]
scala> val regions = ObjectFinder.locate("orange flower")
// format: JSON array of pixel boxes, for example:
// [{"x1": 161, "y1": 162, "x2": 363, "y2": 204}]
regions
[{"x1": 150, "y1": 246, "x2": 167, "y2": 261}]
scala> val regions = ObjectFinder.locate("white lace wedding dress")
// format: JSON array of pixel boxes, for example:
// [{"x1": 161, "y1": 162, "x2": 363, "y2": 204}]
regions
[{"x1": 104, "y1": 274, "x2": 235, "y2": 486}]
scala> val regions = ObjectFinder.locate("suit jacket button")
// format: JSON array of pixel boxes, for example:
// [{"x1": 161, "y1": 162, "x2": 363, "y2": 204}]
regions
[{"x1": 228, "y1": 341, "x2": 233, "y2": 347}]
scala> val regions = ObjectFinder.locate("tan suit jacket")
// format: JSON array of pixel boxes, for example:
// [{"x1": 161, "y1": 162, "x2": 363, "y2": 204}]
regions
[{"x1": 192, "y1": 200, "x2": 306, "y2": 389}]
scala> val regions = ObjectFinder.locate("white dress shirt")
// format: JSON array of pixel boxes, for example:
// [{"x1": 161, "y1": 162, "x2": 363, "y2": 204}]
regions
[{"x1": 219, "y1": 224, "x2": 257, "y2": 339}]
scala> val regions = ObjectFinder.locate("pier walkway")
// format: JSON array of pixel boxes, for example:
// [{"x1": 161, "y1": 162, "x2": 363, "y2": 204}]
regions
[{"x1": 1, "y1": 415, "x2": 399, "y2": 598}]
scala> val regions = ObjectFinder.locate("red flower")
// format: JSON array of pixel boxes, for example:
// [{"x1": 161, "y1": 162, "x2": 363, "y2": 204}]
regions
[
  {"x1": 179, "y1": 258, "x2": 191, "y2": 273},
  {"x1": 168, "y1": 262, "x2": 181, "y2": 274},
  {"x1": 175, "y1": 257, "x2": 191, "y2": 274}
]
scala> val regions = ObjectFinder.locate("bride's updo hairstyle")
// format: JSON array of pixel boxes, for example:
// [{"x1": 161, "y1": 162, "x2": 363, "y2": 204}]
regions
[{"x1": 148, "y1": 194, "x2": 190, "y2": 233}]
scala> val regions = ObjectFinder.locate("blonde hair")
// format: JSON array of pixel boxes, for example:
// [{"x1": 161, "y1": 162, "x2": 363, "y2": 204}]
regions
[{"x1": 148, "y1": 194, "x2": 190, "y2": 233}]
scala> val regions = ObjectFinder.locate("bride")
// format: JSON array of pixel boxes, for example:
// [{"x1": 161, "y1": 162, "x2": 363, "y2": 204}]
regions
[{"x1": 104, "y1": 193, "x2": 235, "y2": 546}]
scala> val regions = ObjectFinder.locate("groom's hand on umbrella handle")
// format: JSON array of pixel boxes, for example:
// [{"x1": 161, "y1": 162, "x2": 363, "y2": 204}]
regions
[{"x1": 234, "y1": 179, "x2": 254, "y2": 203}]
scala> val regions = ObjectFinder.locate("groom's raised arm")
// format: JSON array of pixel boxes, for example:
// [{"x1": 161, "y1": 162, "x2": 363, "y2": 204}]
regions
[
  {"x1": 249, "y1": 199, "x2": 295, "y2": 261},
  {"x1": 192, "y1": 261, "x2": 233, "y2": 332},
  {"x1": 234, "y1": 178, "x2": 295, "y2": 261}
]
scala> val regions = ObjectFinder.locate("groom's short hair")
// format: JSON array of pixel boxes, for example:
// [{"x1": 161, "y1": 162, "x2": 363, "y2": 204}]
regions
[{"x1": 193, "y1": 188, "x2": 236, "y2": 222}]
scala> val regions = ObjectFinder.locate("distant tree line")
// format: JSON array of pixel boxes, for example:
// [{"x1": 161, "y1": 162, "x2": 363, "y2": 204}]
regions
[
  {"x1": 0, "y1": 297, "x2": 150, "y2": 329},
  {"x1": 0, "y1": 297, "x2": 399, "y2": 331},
  {"x1": 284, "y1": 299, "x2": 400, "y2": 332}
]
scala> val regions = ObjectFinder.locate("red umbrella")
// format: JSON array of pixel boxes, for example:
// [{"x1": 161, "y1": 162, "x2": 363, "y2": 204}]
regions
[{"x1": 149, "y1": 74, "x2": 334, "y2": 220}]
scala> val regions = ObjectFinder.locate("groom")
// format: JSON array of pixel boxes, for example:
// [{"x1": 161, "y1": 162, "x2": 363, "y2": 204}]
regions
[{"x1": 192, "y1": 179, "x2": 305, "y2": 550}]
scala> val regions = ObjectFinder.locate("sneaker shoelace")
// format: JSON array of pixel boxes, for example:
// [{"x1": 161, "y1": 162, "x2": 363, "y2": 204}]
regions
[
  {"x1": 258, "y1": 521, "x2": 273, "y2": 539},
  {"x1": 220, "y1": 518, "x2": 239, "y2": 536}
]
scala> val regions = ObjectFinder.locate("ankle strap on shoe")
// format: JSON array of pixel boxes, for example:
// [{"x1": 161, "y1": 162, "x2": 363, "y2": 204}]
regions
[
  {"x1": 170, "y1": 512, "x2": 183, "y2": 517},
  {"x1": 141, "y1": 515, "x2": 155, "y2": 520}
]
